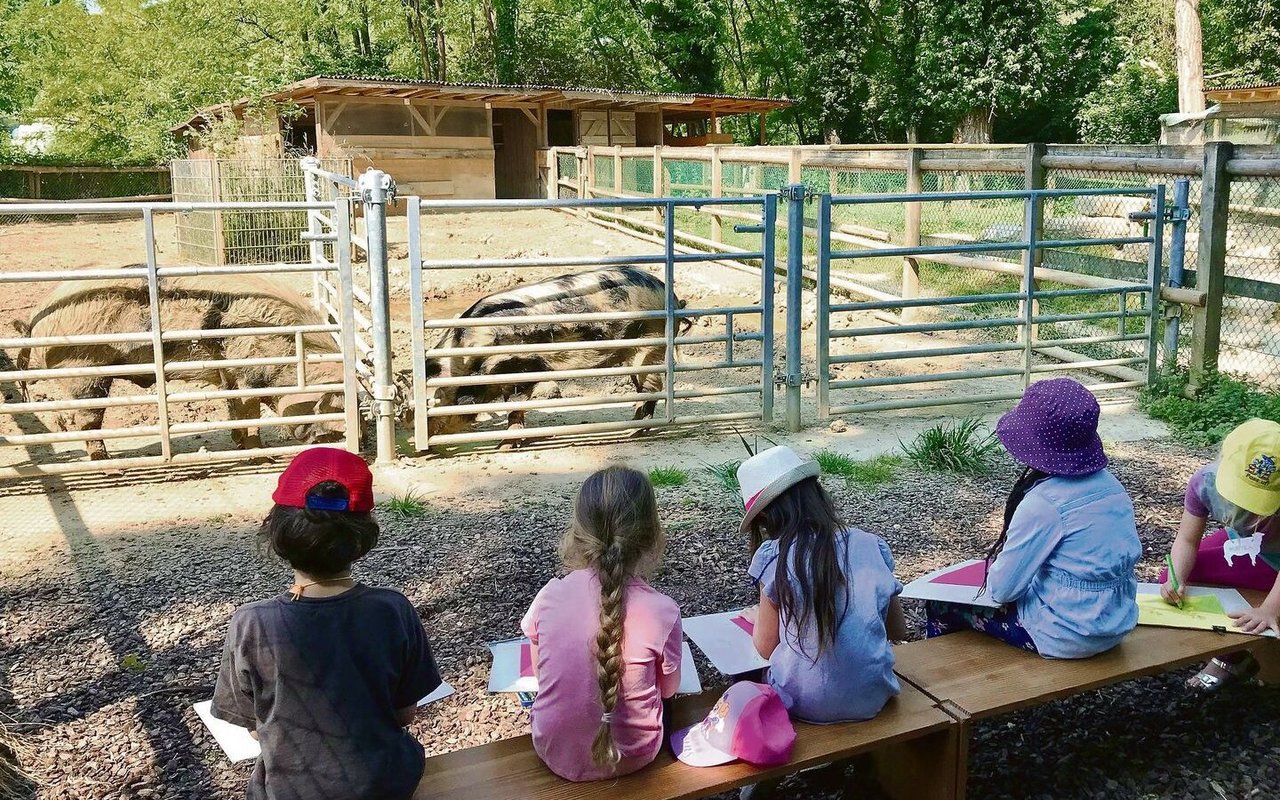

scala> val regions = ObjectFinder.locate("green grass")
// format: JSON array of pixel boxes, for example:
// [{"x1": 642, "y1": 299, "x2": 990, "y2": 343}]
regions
[
  {"x1": 120, "y1": 654, "x2": 146, "y2": 673},
  {"x1": 902, "y1": 418, "x2": 1002, "y2": 476},
  {"x1": 380, "y1": 490, "x2": 430, "y2": 519},
  {"x1": 1141, "y1": 370, "x2": 1280, "y2": 446},
  {"x1": 648, "y1": 466, "x2": 689, "y2": 488},
  {"x1": 815, "y1": 450, "x2": 905, "y2": 487},
  {"x1": 703, "y1": 461, "x2": 741, "y2": 493}
]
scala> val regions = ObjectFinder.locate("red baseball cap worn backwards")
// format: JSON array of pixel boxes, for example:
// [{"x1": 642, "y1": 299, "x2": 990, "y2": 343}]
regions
[{"x1": 272, "y1": 447, "x2": 375, "y2": 513}]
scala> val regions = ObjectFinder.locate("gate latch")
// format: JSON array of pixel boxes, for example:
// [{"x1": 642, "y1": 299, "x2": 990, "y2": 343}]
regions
[
  {"x1": 782, "y1": 185, "x2": 807, "y2": 202},
  {"x1": 774, "y1": 368, "x2": 817, "y2": 388}
]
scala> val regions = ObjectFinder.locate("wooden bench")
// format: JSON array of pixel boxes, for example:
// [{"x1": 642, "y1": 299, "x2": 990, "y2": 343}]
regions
[
  {"x1": 893, "y1": 589, "x2": 1280, "y2": 799},
  {"x1": 415, "y1": 681, "x2": 962, "y2": 800}
]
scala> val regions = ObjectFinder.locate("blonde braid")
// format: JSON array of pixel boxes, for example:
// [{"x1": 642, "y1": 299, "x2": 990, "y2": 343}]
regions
[{"x1": 591, "y1": 542, "x2": 628, "y2": 768}]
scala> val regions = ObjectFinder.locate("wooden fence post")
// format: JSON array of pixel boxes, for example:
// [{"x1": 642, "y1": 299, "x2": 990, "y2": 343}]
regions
[
  {"x1": 901, "y1": 147, "x2": 923, "y2": 322},
  {"x1": 788, "y1": 148, "x2": 802, "y2": 186},
  {"x1": 710, "y1": 146, "x2": 723, "y2": 244},
  {"x1": 1023, "y1": 143, "x2": 1047, "y2": 344},
  {"x1": 653, "y1": 145, "x2": 664, "y2": 223},
  {"x1": 1189, "y1": 140, "x2": 1233, "y2": 394},
  {"x1": 613, "y1": 145, "x2": 623, "y2": 193},
  {"x1": 546, "y1": 148, "x2": 558, "y2": 200}
]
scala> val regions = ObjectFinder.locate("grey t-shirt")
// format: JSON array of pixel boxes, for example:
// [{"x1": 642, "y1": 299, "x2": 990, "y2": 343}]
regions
[{"x1": 212, "y1": 585, "x2": 441, "y2": 800}]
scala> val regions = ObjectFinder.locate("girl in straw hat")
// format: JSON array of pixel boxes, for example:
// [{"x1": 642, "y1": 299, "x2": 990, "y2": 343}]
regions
[
  {"x1": 1159, "y1": 418, "x2": 1280, "y2": 691},
  {"x1": 925, "y1": 378, "x2": 1142, "y2": 658},
  {"x1": 738, "y1": 444, "x2": 906, "y2": 724}
]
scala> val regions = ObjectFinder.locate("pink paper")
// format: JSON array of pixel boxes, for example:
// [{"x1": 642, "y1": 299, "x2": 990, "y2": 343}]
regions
[
  {"x1": 927, "y1": 561, "x2": 988, "y2": 587},
  {"x1": 519, "y1": 642, "x2": 533, "y2": 677},
  {"x1": 730, "y1": 614, "x2": 755, "y2": 636}
]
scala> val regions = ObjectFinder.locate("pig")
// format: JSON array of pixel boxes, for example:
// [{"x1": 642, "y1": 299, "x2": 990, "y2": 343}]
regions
[
  {"x1": 414, "y1": 266, "x2": 690, "y2": 444},
  {"x1": 11, "y1": 271, "x2": 347, "y2": 460}
]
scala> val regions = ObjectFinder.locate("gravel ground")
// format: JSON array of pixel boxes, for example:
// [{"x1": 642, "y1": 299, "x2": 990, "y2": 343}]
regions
[{"x1": 2, "y1": 437, "x2": 1278, "y2": 800}]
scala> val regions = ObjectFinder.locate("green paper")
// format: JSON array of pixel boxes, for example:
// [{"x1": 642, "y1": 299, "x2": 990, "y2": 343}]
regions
[{"x1": 1136, "y1": 593, "x2": 1231, "y2": 630}]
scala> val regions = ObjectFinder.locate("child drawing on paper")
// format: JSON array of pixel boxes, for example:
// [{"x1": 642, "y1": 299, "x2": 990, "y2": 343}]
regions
[
  {"x1": 520, "y1": 466, "x2": 683, "y2": 781},
  {"x1": 211, "y1": 449, "x2": 442, "y2": 800},
  {"x1": 924, "y1": 379, "x2": 1141, "y2": 659},
  {"x1": 1159, "y1": 419, "x2": 1280, "y2": 691},
  {"x1": 736, "y1": 445, "x2": 906, "y2": 725}
]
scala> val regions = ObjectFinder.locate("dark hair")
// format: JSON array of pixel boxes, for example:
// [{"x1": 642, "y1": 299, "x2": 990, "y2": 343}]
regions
[
  {"x1": 977, "y1": 466, "x2": 1051, "y2": 596},
  {"x1": 260, "y1": 481, "x2": 379, "y2": 577},
  {"x1": 748, "y1": 477, "x2": 848, "y2": 660}
]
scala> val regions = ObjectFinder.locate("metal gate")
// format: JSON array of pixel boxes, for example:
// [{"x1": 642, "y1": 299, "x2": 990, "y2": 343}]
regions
[
  {"x1": 811, "y1": 184, "x2": 1186, "y2": 418},
  {"x1": 0, "y1": 197, "x2": 363, "y2": 477},
  {"x1": 403, "y1": 195, "x2": 779, "y2": 451}
]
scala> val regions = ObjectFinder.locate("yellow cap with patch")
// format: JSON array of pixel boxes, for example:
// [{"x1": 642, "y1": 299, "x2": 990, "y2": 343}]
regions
[{"x1": 1216, "y1": 418, "x2": 1280, "y2": 517}]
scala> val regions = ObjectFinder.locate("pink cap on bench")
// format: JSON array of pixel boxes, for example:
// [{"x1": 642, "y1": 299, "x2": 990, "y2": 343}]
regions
[{"x1": 670, "y1": 682, "x2": 795, "y2": 768}]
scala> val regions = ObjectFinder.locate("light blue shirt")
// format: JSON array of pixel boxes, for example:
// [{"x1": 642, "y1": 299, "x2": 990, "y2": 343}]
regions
[
  {"x1": 987, "y1": 469, "x2": 1141, "y2": 659},
  {"x1": 748, "y1": 528, "x2": 901, "y2": 723}
]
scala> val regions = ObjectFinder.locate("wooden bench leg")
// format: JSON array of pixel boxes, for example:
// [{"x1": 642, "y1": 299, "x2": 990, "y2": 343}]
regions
[
  {"x1": 1252, "y1": 638, "x2": 1280, "y2": 685},
  {"x1": 866, "y1": 722, "x2": 968, "y2": 800}
]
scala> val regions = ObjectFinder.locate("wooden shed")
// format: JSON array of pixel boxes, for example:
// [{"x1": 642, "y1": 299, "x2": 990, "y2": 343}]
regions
[{"x1": 172, "y1": 76, "x2": 791, "y2": 201}]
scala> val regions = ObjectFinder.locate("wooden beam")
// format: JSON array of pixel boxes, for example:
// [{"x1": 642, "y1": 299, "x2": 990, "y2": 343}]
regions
[
  {"x1": 1190, "y1": 141, "x2": 1232, "y2": 393},
  {"x1": 406, "y1": 101, "x2": 433, "y2": 136},
  {"x1": 520, "y1": 107, "x2": 539, "y2": 127}
]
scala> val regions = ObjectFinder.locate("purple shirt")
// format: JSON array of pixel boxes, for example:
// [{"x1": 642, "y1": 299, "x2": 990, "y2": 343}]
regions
[{"x1": 1186, "y1": 462, "x2": 1280, "y2": 570}]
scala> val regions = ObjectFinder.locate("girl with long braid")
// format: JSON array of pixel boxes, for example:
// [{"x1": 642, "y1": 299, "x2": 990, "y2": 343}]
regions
[
  {"x1": 925, "y1": 378, "x2": 1142, "y2": 658},
  {"x1": 521, "y1": 466, "x2": 683, "y2": 781}
]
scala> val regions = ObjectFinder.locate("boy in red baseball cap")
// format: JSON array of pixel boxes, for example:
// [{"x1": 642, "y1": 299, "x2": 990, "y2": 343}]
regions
[{"x1": 211, "y1": 447, "x2": 441, "y2": 800}]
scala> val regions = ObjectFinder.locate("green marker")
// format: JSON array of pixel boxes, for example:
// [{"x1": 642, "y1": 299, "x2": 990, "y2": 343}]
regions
[{"x1": 1165, "y1": 554, "x2": 1184, "y2": 609}]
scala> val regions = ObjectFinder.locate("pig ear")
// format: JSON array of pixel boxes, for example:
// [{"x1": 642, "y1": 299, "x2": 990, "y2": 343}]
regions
[{"x1": 425, "y1": 358, "x2": 450, "y2": 380}]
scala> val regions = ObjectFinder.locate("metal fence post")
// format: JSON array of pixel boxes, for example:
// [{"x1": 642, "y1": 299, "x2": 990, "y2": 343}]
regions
[
  {"x1": 359, "y1": 168, "x2": 397, "y2": 463},
  {"x1": 1163, "y1": 179, "x2": 1192, "y2": 369},
  {"x1": 760, "y1": 192, "x2": 778, "y2": 423},
  {"x1": 710, "y1": 146, "x2": 723, "y2": 244},
  {"x1": 142, "y1": 209, "x2": 173, "y2": 461},
  {"x1": 901, "y1": 147, "x2": 922, "y2": 322},
  {"x1": 785, "y1": 183, "x2": 806, "y2": 432},
  {"x1": 663, "y1": 200, "x2": 677, "y2": 424},
  {"x1": 1145, "y1": 184, "x2": 1167, "y2": 387},
  {"x1": 1021, "y1": 192, "x2": 1040, "y2": 388},
  {"x1": 406, "y1": 196, "x2": 430, "y2": 453},
  {"x1": 816, "y1": 193, "x2": 833, "y2": 419},
  {"x1": 301, "y1": 157, "x2": 324, "y2": 304},
  {"x1": 1189, "y1": 141, "x2": 1232, "y2": 394},
  {"x1": 1023, "y1": 144, "x2": 1047, "y2": 345}
]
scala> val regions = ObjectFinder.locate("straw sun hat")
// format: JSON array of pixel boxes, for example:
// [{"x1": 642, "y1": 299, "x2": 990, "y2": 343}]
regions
[{"x1": 736, "y1": 445, "x2": 820, "y2": 534}]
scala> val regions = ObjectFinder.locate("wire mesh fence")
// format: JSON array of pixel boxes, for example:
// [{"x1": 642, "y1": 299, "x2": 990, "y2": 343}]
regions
[
  {"x1": 170, "y1": 158, "x2": 351, "y2": 265},
  {"x1": 1223, "y1": 175, "x2": 1280, "y2": 388},
  {"x1": 0, "y1": 165, "x2": 172, "y2": 226}
]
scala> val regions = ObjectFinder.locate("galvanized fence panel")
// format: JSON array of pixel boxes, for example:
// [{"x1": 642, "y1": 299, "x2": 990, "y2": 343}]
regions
[
  {"x1": 814, "y1": 186, "x2": 1169, "y2": 418},
  {"x1": 0, "y1": 199, "x2": 363, "y2": 477},
  {"x1": 403, "y1": 194, "x2": 778, "y2": 452}
]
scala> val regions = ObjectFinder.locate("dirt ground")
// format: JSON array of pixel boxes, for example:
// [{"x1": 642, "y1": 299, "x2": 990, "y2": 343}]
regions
[{"x1": 4, "y1": 432, "x2": 1280, "y2": 800}]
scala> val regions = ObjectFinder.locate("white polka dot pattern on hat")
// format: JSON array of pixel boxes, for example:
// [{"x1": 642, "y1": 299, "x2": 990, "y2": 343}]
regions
[{"x1": 996, "y1": 378, "x2": 1107, "y2": 476}]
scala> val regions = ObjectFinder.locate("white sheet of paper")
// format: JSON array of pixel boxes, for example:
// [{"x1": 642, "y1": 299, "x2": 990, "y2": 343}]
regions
[
  {"x1": 194, "y1": 682, "x2": 456, "y2": 764},
  {"x1": 1135, "y1": 582, "x2": 1278, "y2": 638},
  {"x1": 681, "y1": 609, "x2": 769, "y2": 676},
  {"x1": 487, "y1": 638, "x2": 703, "y2": 695},
  {"x1": 487, "y1": 638, "x2": 538, "y2": 694},
  {"x1": 899, "y1": 559, "x2": 1001, "y2": 609}
]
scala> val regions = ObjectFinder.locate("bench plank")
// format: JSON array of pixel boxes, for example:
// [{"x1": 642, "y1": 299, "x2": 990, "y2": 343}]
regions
[
  {"x1": 894, "y1": 616, "x2": 1278, "y2": 720},
  {"x1": 415, "y1": 682, "x2": 956, "y2": 800}
]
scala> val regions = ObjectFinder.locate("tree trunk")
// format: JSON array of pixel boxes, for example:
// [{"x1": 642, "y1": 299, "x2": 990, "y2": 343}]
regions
[
  {"x1": 434, "y1": 0, "x2": 448, "y2": 81},
  {"x1": 1175, "y1": 0, "x2": 1206, "y2": 114},
  {"x1": 823, "y1": 126, "x2": 841, "y2": 145},
  {"x1": 952, "y1": 109, "x2": 993, "y2": 144},
  {"x1": 906, "y1": 126, "x2": 919, "y2": 144},
  {"x1": 401, "y1": 0, "x2": 435, "y2": 79}
]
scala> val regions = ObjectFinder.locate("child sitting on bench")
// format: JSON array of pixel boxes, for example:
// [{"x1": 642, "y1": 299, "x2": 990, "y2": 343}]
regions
[
  {"x1": 925, "y1": 378, "x2": 1141, "y2": 658},
  {"x1": 521, "y1": 466, "x2": 683, "y2": 781},
  {"x1": 211, "y1": 448, "x2": 443, "y2": 800},
  {"x1": 1159, "y1": 418, "x2": 1280, "y2": 691},
  {"x1": 738, "y1": 445, "x2": 907, "y2": 722}
]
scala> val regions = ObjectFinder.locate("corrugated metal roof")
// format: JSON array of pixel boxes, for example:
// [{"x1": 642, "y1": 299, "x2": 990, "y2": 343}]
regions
[
  {"x1": 310, "y1": 74, "x2": 791, "y2": 104},
  {"x1": 1206, "y1": 81, "x2": 1280, "y2": 94}
]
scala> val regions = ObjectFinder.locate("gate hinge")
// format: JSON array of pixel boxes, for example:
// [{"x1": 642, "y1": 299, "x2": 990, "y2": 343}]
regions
[
  {"x1": 774, "y1": 368, "x2": 818, "y2": 388},
  {"x1": 1163, "y1": 302, "x2": 1183, "y2": 320},
  {"x1": 1166, "y1": 206, "x2": 1191, "y2": 223},
  {"x1": 782, "y1": 185, "x2": 807, "y2": 202}
]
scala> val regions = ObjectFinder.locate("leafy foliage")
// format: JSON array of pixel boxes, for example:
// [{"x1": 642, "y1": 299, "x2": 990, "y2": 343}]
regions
[
  {"x1": 0, "y1": 0, "x2": 1274, "y2": 161},
  {"x1": 902, "y1": 418, "x2": 1002, "y2": 476},
  {"x1": 1141, "y1": 371, "x2": 1280, "y2": 446},
  {"x1": 703, "y1": 460, "x2": 741, "y2": 493}
]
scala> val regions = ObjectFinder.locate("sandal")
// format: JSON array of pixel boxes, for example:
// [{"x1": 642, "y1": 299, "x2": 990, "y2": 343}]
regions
[{"x1": 1186, "y1": 654, "x2": 1259, "y2": 693}]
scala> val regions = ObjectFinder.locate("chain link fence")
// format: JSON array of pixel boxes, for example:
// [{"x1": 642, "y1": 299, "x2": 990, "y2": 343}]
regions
[
  {"x1": 0, "y1": 165, "x2": 172, "y2": 226},
  {"x1": 170, "y1": 158, "x2": 350, "y2": 265},
  {"x1": 1223, "y1": 175, "x2": 1280, "y2": 388}
]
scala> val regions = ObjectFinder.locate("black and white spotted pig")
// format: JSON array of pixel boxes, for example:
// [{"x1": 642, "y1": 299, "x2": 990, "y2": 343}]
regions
[{"x1": 413, "y1": 266, "x2": 690, "y2": 441}]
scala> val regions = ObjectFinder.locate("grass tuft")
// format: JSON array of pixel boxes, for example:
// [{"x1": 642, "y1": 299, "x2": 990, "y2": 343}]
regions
[
  {"x1": 381, "y1": 490, "x2": 430, "y2": 519},
  {"x1": 703, "y1": 461, "x2": 741, "y2": 493},
  {"x1": 648, "y1": 466, "x2": 689, "y2": 488},
  {"x1": 902, "y1": 418, "x2": 1001, "y2": 476},
  {"x1": 815, "y1": 450, "x2": 904, "y2": 487},
  {"x1": 119, "y1": 654, "x2": 146, "y2": 673},
  {"x1": 1141, "y1": 370, "x2": 1280, "y2": 446}
]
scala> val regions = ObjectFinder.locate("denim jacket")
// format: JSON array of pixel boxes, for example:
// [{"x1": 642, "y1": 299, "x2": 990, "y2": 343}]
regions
[{"x1": 987, "y1": 469, "x2": 1140, "y2": 658}]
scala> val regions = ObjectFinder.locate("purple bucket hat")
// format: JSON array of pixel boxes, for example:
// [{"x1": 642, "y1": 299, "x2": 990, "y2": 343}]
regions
[{"x1": 996, "y1": 378, "x2": 1107, "y2": 476}]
